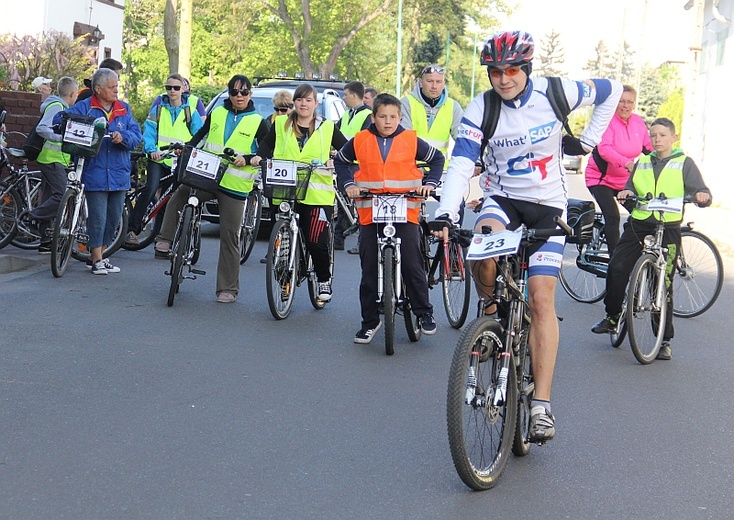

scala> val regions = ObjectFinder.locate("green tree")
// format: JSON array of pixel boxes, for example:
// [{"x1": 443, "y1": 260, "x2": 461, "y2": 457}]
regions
[
  {"x1": 536, "y1": 30, "x2": 566, "y2": 77},
  {"x1": 619, "y1": 41, "x2": 636, "y2": 84},
  {"x1": 585, "y1": 40, "x2": 615, "y2": 78}
]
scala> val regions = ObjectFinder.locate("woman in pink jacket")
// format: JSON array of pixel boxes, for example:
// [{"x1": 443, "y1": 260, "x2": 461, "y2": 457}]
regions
[{"x1": 585, "y1": 85, "x2": 652, "y2": 254}]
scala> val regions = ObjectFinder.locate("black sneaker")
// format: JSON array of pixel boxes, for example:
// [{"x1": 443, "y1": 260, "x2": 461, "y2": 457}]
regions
[
  {"x1": 38, "y1": 241, "x2": 52, "y2": 255},
  {"x1": 591, "y1": 314, "x2": 620, "y2": 334},
  {"x1": 354, "y1": 322, "x2": 382, "y2": 344},
  {"x1": 656, "y1": 342, "x2": 672, "y2": 360},
  {"x1": 420, "y1": 313, "x2": 437, "y2": 335}
]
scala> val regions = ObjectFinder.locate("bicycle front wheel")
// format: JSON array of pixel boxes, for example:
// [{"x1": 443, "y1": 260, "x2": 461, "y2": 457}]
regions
[
  {"x1": 167, "y1": 206, "x2": 192, "y2": 307},
  {"x1": 673, "y1": 230, "x2": 723, "y2": 318},
  {"x1": 266, "y1": 219, "x2": 298, "y2": 320},
  {"x1": 383, "y1": 246, "x2": 396, "y2": 356},
  {"x1": 51, "y1": 189, "x2": 77, "y2": 278},
  {"x1": 240, "y1": 188, "x2": 262, "y2": 265},
  {"x1": 0, "y1": 186, "x2": 22, "y2": 250},
  {"x1": 627, "y1": 254, "x2": 666, "y2": 364},
  {"x1": 447, "y1": 317, "x2": 517, "y2": 490},
  {"x1": 512, "y1": 327, "x2": 532, "y2": 457},
  {"x1": 11, "y1": 173, "x2": 43, "y2": 250},
  {"x1": 442, "y1": 240, "x2": 471, "y2": 328}
]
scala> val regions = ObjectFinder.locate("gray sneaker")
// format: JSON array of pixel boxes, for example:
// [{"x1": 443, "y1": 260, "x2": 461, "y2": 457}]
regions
[
  {"x1": 528, "y1": 405, "x2": 555, "y2": 443},
  {"x1": 656, "y1": 342, "x2": 672, "y2": 360}
]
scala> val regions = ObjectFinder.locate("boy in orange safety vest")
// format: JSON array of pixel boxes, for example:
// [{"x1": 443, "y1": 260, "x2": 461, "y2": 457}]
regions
[{"x1": 334, "y1": 93, "x2": 444, "y2": 344}]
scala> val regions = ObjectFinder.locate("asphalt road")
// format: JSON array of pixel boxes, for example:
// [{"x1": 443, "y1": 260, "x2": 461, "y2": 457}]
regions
[{"x1": 1, "y1": 196, "x2": 732, "y2": 519}]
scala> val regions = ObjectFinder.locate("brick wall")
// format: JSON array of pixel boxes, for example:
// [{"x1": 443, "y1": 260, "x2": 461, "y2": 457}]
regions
[{"x1": 0, "y1": 90, "x2": 43, "y2": 135}]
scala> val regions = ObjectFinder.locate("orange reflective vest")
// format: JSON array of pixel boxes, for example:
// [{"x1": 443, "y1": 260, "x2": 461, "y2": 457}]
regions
[{"x1": 353, "y1": 129, "x2": 424, "y2": 224}]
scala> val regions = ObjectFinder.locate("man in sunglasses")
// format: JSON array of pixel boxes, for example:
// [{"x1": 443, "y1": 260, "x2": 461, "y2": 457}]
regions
[
  {"x1": 400, "y1": 64, "x2": 463, "y2": 171},
  {"x1": 434, "y1": 30, "x2": 622, "y2": 444}
]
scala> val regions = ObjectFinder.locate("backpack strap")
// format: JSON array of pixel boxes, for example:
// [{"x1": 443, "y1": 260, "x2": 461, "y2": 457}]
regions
[
  {"x1": 546, "y1": 76, "x2": 573, "y2": 136},
  {"x1": 479, "y1": 89, "x2": 502, "y2": 155}
]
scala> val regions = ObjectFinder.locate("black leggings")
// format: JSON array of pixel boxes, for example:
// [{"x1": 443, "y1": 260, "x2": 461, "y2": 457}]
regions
[{"x1": 588, "y1": 184, "x2": 621, "y2": 255}]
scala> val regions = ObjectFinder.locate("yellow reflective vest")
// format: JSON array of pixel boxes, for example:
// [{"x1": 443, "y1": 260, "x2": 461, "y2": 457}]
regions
[
  {"x1": 203, "y1": 106, "x2": 262, "y2": 196},
  {"x1": 152, "y1": 103, "x2": 193, "y2": 168},
  {"x1": 631, "y1": 153, "x2": 686, "y2": 223},
  {"x1": 37, "y1": 101, "x2": 71, "y2": 166},
  {"x1": 274, "y1": 116, "x2": 335, "y2": 206},
  {"x1": 407, "y1": 94, "x2": 453, "y2": 166}
]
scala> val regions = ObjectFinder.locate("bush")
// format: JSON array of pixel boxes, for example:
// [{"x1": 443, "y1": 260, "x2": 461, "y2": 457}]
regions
[{"x1": 190, "y1": 84, "x2": 223, "y2": 106}]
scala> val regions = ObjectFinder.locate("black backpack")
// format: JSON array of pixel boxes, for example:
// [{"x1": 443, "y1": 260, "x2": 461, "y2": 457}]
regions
[
  {"x1": 22, "y1": 116, "x2": 45, "y2": 161},
  {"x1": 479, "y1": 76, "x2": 572, "y2": 155}
]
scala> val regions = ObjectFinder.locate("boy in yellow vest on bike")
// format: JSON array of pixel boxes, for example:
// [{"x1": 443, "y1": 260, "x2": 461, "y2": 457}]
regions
[
  {"x1": 334, "y1": 93, "x2": 444, "y2": 344},
  {"x1": 591, "y1": 118, "x2": 711, "y2": 360}
]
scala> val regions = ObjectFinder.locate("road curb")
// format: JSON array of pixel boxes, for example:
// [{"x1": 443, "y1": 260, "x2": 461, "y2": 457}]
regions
[{"x1": 0, "y1": 253, "x2": 47, "y2": 274}]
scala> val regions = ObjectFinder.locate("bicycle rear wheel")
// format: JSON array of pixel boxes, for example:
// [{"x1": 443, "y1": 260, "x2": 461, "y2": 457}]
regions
[
  {"x1": 673, "y1": 230, "x2": 723, "y2": 318},
  {"x1": 167, "y1": 206, "x2": 192, "y2": 307},
  {"x1": 383, "y1": 246, "x2": 396, "y2": 355},
  {"x1": 0, "y1": 186, "x2": 22, "y2": 250},
  {"x1": 627, "y1": 254, "x2": 666, "y2": 364},
  {"x1": 558, "y1": 221, "x2": 607, "y2": 303},
  {"x1": 442, "y1": 240, "x2": 471, "y2": 328},
  {"x1": 70, "y1": 199, "x2": 129, "y2": 262},
  {"x1": 240, "y1": 188, "x2": 262, "y2": 264},
  {"x1": 51, "y1": 189, "x2": 77, "y2": 278},
  {"x1": 266, "y1": 219, "x2": 298, "y2": 319},
  {"x1": 447, "y1": 318, "x2": 517, "y2": 490},
  {"x1": 610, "y1": 301, "x2": 627, "y2": 348},
  {"x1": 11, "y1": 173, "x2": 43, "y2": 250}
]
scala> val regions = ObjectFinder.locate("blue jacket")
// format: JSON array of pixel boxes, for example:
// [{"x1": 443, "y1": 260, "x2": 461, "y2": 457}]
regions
[{"x1": 55, "y1": 96, "x2": 142, "y2": 191}]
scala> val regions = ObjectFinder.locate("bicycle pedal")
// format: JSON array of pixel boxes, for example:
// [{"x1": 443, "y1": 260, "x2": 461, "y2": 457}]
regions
[{"x1": 190, "y1": 268, "x2": 206, "y2": 275}]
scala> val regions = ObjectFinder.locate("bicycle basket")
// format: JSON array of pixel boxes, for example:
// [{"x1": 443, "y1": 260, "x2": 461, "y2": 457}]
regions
[
  {"x1": 566, "y1": 198, "x2": 596, "y2": 244},
  {"x1": 262, "y1": 160, "x2": 312, "y2": 202},
  {"x1": 60, "y1": 114, "x2": 107, "y2": 158},
  {"x1": 177, "y1": 145, "x2": 228, "y2": 192}
]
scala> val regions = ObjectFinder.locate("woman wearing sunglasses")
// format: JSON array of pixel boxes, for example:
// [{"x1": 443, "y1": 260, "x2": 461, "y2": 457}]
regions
[
  {"x1": 155, "y1": 74, "x2": 269, "y2": 303},
  {"x1": 269, "y1": 90, "x2": 294, "y2": 123},
  {"x1": 252, "y1": 83, "x2": 348, "y2": 302},
  {"x1": 127, "y1": 73, "x2": 204, "y2": 246}
]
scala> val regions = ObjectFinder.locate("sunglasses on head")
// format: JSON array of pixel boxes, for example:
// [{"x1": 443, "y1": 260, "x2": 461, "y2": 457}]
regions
[
  {"x1": 229, "y1": 88, "x2": 251, "y2": 97},
  {"x1": 273, "y1": 105, "x2": 294, "y2": 113},
  {"x1": 488, "y1": 66, "x2": 525, "y2": 79},
  {"x1": 421, "y1": 65, "x2": 445, "y2": 76},
  {"x1": 164, "y1": 85, "x2": 182, "y2": 91}
]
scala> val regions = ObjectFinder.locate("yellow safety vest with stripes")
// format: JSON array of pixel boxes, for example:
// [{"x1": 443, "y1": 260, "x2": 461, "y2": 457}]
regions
[
  {"x1": 203, "y1": 106, "x2": 262, "y2": 196},
  {"x1": 339, "y1": 107, "x2": 371, "y2": 138},
  {"x1": 407, "y1": 94, "x2": 453, "y2": 167},
  {"x1": 152, "y1": 103, "x2": 194, "y2": 168},
  {"x1": 274, "y1": 116, "x2": 335, "y2": 206},
  {"x1": 37, "y1": 101, "x2": 71, "y2": 166}
]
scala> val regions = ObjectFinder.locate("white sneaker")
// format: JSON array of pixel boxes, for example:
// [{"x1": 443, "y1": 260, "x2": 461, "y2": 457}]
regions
[{"x1": 317, "y1": 280, "x2": 332, "y2": 301}]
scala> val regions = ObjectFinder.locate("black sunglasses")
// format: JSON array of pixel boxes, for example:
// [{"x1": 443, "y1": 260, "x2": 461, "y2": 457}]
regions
[
  {"x1": 164, "y1": 85, "x2": 182, "y2": 91},
  {"x1": 273, "y1": 105, "x2": 294, "y2": 113},
  {"x1": 229, "y1": 88, "x2": 251, "y2": 96}
]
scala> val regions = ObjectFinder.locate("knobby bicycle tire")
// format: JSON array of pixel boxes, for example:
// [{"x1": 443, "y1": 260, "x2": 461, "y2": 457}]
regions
[
  {"x1": 511, "y1": 327, "x2": 533, "y2": 457},
  {"x1": 627, "y1": 254, "x2": 666, "y2": 364},
  {"x1": 266, "y1": 219, "x2": 298, "y2": 320},
  {"x1": 51, "y1": 189, "x2": 78, "y2": 278},
  {"x1": 0, "y1": 185, "x2": 22, "y2": 250},
  {"x1": 673, "y1": 230, "x2": 723, "y2": 318},
  {"x1": 447, "y1": 317, "x2": 517, "y2": 490},
  {"x1": 168, "y1": 206, "x2": 192, "y2": 307},
  {"x1": 383, "y1": 246, "x2": 396, "y2": 356},
  {"x1": 443, "y1": 239, "x2": 472, "y2": 328}
]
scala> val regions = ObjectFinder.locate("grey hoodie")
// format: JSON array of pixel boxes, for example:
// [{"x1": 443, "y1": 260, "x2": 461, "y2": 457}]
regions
[
  {"x1": 399, "y1": 82, "x2": 463, "y2": 139},
  {"x1": 36, "y1": 94, "x2": 68, "y2": 142}
]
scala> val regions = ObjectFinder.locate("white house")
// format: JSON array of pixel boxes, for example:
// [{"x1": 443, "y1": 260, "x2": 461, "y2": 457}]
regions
[
  {"x1": 682, "y1": 0, "x2": 732, "y2": 202},
  {"x1": 0, "y1": 0, "x2": 125, "y2": 63}
]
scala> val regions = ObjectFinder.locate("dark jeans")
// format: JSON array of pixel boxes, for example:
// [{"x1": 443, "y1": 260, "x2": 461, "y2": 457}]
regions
[
  {"x1": 604, "y1": 219, "x2": 681, "y2": 341},
  {"x1": 128, "y1": 161, "x2": 169, "y2": 234},
  {"x1": 358, "y1": 222, "x2": 432, "y2": 329},
  {"x1": 31, "y1": 161, "x2": 67, "y2": 241},
  {"x1": 588, "y1": 184, "x2": 621, "y2": 256}
]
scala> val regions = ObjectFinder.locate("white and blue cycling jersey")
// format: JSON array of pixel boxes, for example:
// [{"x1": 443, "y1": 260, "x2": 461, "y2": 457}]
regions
[{"x1": 436, "y1": 77, "x2": 622, "y2": 221}]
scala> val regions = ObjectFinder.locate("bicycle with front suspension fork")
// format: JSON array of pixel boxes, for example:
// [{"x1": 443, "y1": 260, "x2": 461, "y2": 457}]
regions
[{"x1": 446, "y1": 217, "x2": 572, "y2": 490}]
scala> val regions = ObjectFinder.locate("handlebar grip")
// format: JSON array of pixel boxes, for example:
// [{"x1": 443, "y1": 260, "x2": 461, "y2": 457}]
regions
[
  {"x1": 554, "y1": 215, "x2": 573, "y2": 236},
  {"x1": 223, "y1": 147, "x2": 236, "y2": 157}
]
